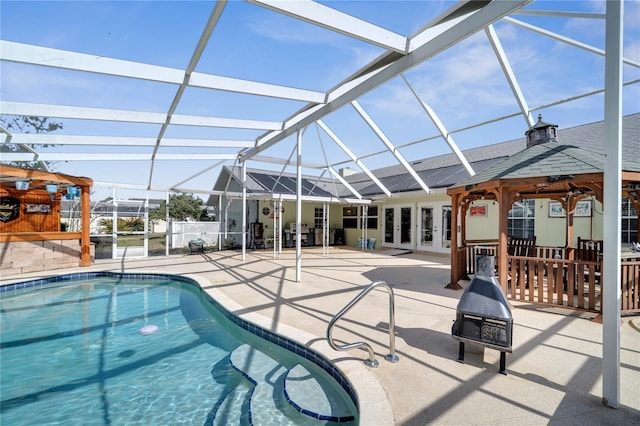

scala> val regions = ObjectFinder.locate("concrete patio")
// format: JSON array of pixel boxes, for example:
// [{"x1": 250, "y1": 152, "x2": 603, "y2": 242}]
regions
[{"x1": 5, "y1": 247, "x2": 640, "y2": 425}]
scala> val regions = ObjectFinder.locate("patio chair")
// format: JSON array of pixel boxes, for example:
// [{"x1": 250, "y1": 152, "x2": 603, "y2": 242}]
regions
[
  {"x1": 507, "y1": 236, "x2": 537, "y2": 257},
  {"x1": 507, "y1": 236, "x2": 536, "y2": 288}
]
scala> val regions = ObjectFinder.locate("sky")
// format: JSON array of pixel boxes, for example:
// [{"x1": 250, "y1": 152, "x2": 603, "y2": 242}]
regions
[{"x1": 1, "y1": 0, "x2": 639, "y2": 202}]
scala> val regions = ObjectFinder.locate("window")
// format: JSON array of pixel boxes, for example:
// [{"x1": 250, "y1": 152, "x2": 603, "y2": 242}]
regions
[
  {"x1": 342, "y1": 206, "x2": 358, "y2": 229},
  {"x1": 622, "y1": 197, "x2": 638, "y2": 244},
  {"x1": 314, "y1": 207, "x2": 324, "y2": 229},
  {"x1": 508, "y1": 199, "x2": 535, "y2": 238},
  {"x1": 342, "y1": 205, "x2": 378, "y2": 229},
  {"x1": 363, "y1": 205, "x2": 378, "y2": 229}
]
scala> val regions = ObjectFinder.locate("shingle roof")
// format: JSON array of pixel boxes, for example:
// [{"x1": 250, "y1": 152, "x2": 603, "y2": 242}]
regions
[
  {"x1": 452, "y1": 143, "x2": 640, "y2": 189},
  {"x1": 344, "y1": 113, "x2": 640, "y2": 196},
  {"x1": 216, "y1": 166, "x2": 339, "y2": 198},
  {"x1": 208, "y1": 113, "x2": 639, "y2": 201}
]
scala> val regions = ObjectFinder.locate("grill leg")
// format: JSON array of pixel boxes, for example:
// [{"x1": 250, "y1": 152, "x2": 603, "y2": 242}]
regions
[
  {"x1": 457, "y1": 342, "x2": 465, "y2": 363},
  {"x1": 499, "y1": 351, "x2": 507, "y2": 375}
]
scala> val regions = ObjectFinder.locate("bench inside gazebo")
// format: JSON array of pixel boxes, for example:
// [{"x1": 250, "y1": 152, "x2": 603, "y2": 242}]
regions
[{"x1": 446, "y1": 118, "x2": 640, "y2": 316}]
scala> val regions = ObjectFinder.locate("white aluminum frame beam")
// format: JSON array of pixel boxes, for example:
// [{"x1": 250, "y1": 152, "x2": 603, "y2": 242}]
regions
[
  {"x1": 400, "y1": 74, "x2": 475, "y2": 177},
  {"x1": 351, "y1": 100, "x2": 430, "y2": 193},
  {"x1": 240, "y1": 0, "x2": 532, "y2": 162},
  {"x1": 92, "y1": 181, "x2": 238, "y2": 197},
  {"x1": 270, "y1": 193, "x2": 371, "y2": 205},
  {"x1": 249, "y1": 0, "x2": 408, "y2": 53},
  {"x1": 6, "y1": 134, "x2": 255, "y2": 148},
  {"x1": 2, "y1": 153, "x2": 237, "y2": 161},
  {"x1": 0, "y1": 40, "x2": 326, "y2": 103},
  {"x1": 251, "y1": 154, "x2": 325, "y2": 169},
  {"x1": 171, "y1": 159, "x2": 227, "y2": 189},
  {"x1": 0, "y1": 101, "x2": 282, "y2": 130},
  {"x1": 485, "y1": 25, "x2": 534, "y2": 127},
  {"x1": 316, "y1": 120, "x2": 391, "y2": 197},
  {"x1": 503, "y1": 17, "x2": 640, "y2": 68},
  {"x1": 326, "y1": 166, "x2": 362, "y2": 200},
  {"x1": 512, "y1": 9, "x2": 605, "y2": 19}
]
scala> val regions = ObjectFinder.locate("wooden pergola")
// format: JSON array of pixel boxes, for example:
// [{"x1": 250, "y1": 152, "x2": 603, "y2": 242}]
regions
[
  {"x1": 446, "y1": 143, "x2": 640, "y2": 294},
  {"x1": 0, "y1": 164, "x2": 93, "y2": 266}
]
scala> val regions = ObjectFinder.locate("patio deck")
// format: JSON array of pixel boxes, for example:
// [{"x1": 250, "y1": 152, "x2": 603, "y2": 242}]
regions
[{"x1": 4, "y1": 247, "x2": 640, "y2": 425}]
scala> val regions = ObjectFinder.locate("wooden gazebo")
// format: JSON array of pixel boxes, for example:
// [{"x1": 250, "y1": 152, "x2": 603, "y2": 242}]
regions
[
  {"x1": 446, "y1": 126, "x2": 640, "y2": 314},
  {"x1": 0, "y1": 164, "x2": 93, "y2": 276}
]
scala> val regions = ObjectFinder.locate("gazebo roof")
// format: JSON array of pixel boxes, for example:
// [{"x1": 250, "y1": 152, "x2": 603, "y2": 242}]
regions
[{"x1": 448, "y1": 142, "x2": 640, "y2": 195}]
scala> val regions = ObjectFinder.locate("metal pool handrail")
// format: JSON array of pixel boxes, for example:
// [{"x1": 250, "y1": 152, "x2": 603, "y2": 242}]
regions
[{"x1": 326, "y1": 280, "x2": 399, "y2": 368}]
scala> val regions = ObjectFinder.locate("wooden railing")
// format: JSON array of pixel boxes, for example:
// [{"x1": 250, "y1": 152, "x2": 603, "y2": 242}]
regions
[
  {"x1": 459, "y1": 241, "x2": 640, "y2": 315},
  {"x1": 508, "y1": 256, "x2": 601, "y2": 311},
  {"x1": 464, "y1": 240, "x2": 497, "y2": 276},
  {"x1": 621, "y1": 260, "x2": 640, "y2": 314},
  {"x1": 508, "y1": 256, "x2": 640, "y2": 315}
]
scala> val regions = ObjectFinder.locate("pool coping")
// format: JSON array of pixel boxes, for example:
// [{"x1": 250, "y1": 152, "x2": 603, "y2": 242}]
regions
[{"x1": 0, "y1": 270, "x2": 394, "y2": 425}]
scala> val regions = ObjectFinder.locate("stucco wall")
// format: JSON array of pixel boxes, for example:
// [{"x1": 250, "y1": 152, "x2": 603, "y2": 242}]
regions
[
  {"x1": 465, "y1": 197, "x2": 603, "y2": 247},
  {"x1": 219, "y1": 193, "x2": 607, "y2": 252}
]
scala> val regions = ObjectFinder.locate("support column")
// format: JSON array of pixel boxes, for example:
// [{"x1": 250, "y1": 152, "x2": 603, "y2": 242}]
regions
[
  {"x1": 218, "y1": 195, "x2": 222, "y2": 250},
  {"x1": 296, "y1": 128, "x2": 304, "y2": 282},
  {"x1": 242, "y1": 162, "x2": 247, "y2": 261},
  {"x1": 602, "y1": 0, "x2": 623, "y2": 409},
  {"x1": 165, "y1": 191, "x2": 170, "y2": 256}
]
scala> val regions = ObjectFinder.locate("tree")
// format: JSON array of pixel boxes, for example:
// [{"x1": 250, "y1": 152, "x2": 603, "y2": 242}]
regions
[
  {"x1": 0, "y1": 115, "x2": 64, "y2": 170},
  {"x1": 99, "y1": 218, "x2": 144, "y2": 234},
  {"x1": 149, "y1": 193, "x2": 204, "y2": 221}
]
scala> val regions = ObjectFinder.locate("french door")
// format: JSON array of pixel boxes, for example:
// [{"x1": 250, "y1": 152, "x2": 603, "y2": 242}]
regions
[
  {"x1": 417, "y1": 203, "x2": 452, "y2": 253},
  {"x1": 383, "y1": 205, "x2": 413, "y2": 250}
]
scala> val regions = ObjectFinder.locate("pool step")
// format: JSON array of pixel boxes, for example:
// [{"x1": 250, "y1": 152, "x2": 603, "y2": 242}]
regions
[
  {"x1": 229, "y1": 344, "x2": 288, "y2": 425},
  {"x1": 211, "y1": 384, "x2": 251, "y2": 426},
  {"x1": 229, "y1": 344, "x2": 355, "y2": 424},
  {"x1": 284, "y1": 364, "x2": 354, "y2": 422}
]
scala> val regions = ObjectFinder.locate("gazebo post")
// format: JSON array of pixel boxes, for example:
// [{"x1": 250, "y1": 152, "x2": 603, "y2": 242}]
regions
[
  {"x1": 497, "y1": 187, "x2": 513, "y2": 294},
  {"x1": 80, "y1": 184, "x2": 91, "y2": 266},
  {"x1": 446, "y1": 192, "x2": 462, "y2": 290}
]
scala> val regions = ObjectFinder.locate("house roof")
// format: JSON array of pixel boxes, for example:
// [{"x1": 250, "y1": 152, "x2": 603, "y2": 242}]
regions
[
  {"x1": 345, "y1": 112, "x2": 640, "y2": 197},
  {"x1": 451, "y1": 143, "x2": 640, "y2": 191},
  {"x1": 207, "y1": 113, "x2": 640, "y2": 202},
  {"x1": 208, "y1": 165, "x2": 340, "y2": 203}
]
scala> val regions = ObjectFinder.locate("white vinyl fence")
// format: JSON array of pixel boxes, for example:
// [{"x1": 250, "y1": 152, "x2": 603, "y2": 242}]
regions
[{"x1": 170, "y1": 221, "x2": 221, "y2": 249}]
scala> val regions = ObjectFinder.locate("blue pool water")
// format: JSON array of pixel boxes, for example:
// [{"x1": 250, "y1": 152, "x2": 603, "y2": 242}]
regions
[{"x1": 0, "y1": 273, "x2": 358, "y2": 425}]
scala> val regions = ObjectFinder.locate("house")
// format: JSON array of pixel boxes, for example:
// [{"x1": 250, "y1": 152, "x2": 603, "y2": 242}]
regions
[{"x1": 208, "y1": 113, "x2": 640, "y2": 252}]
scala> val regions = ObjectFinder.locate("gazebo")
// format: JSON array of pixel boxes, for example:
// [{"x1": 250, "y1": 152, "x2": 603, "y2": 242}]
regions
[
  {"x1": 446, "y1": 118, "x2": 640, "y2": 314},
  {"x1": 0, "y1": 164, "x2": 93, "y2": 275}
]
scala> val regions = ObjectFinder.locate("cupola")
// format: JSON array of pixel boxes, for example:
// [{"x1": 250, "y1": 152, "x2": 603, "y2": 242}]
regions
[{"x1": 525, "y1": 114, "x2": 558, "y2": 148}]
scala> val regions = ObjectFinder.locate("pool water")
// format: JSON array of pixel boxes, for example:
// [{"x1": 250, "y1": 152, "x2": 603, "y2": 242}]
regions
[{"x1": 0, "y1": 274, "x2": 358, "y2": 425}]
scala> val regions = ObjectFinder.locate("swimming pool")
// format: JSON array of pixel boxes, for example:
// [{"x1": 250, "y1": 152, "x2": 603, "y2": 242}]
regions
[{"x1": 0, "y1": 272, "x2": 358, "y2": 425}]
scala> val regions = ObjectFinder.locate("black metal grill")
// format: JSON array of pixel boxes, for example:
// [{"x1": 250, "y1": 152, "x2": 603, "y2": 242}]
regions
[{"x1": 452, "y1": 252, "x2": 513, "y2": 374}]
